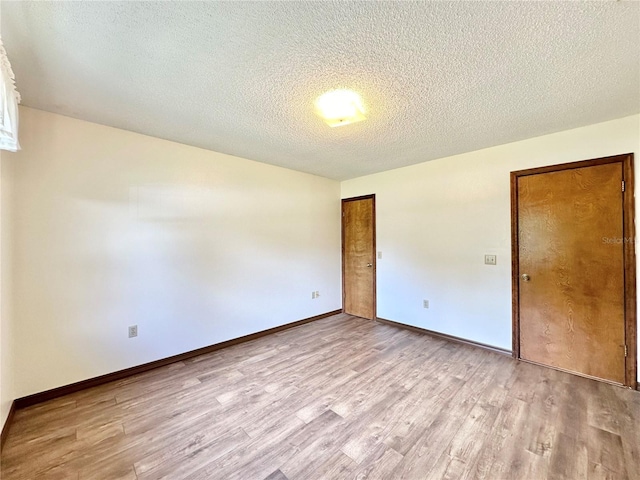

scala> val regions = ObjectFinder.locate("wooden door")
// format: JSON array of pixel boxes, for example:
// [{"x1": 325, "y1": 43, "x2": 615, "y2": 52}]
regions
[
  {"x1": 512, "y1": 154, "x2": 636, "y2": 387},
  {"x1": 342, "y1": 195, "x2": 376, "y2": 320}
]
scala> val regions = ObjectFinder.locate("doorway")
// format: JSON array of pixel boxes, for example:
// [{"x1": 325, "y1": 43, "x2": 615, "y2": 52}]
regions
[
  {"x1": 511, "y1": 154, "x2": 636, "y2": 387},
  {"x1": 342, "y1": 195, "x2": 376, "y2": 320}
]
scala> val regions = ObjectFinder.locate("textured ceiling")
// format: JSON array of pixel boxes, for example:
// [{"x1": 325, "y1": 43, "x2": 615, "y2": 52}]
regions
[{"x1": 2, "y1": 1, "x2": 639, "y2": 180}]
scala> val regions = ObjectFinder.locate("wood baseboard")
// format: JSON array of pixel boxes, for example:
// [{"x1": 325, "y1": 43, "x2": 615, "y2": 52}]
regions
[
  {"x1": 376, "y1": 317, "x2": 512, "y2": 356},
  {"x1": 13, "y1": 309, "x2": 341, "y2": 410},
  {"x1": 1, "y1": 401, "x2": 16, "y2": 451}
]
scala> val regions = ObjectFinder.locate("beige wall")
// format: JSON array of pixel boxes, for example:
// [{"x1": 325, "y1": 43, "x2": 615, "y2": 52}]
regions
[
  {"x1": 7, "y1": 107, "x2": 341, "y2": 400},
  {"x1": 342, "y1": 114, "x2": 640, "y2": 380},
  {"x1": 1, "y1": 150, "x2": 16, "y2": 429}
]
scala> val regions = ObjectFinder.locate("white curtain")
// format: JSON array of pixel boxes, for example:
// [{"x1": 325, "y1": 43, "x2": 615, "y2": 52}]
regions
[{"x1": 0, "y1": 36, "x2": 20, "y2": 152}]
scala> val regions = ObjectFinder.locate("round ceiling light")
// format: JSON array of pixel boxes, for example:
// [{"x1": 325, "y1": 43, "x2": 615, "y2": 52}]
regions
[{"x1": 314, "y1": 89, "x2": 367, "y2": 127}]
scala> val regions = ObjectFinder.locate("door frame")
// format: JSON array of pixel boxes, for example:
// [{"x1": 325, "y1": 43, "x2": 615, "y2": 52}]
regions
[
  {"x1": 511, "y1": 153, "x2": 637, "y2": 389},
  {"x1": 342, "y1": 194, "x2": 377, "y2": 320}
]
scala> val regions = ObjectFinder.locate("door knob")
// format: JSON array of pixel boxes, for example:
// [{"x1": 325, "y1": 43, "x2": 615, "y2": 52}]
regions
[
  {"x1": 367, "y1": 263, "x2": 373, "y2": 268},
  {"x1": 521, "y1": 274, "x2": 530, "y2": 282}
]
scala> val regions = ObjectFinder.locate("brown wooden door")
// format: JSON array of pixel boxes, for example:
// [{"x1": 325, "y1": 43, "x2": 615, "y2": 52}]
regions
[
  {"x1": 513, "y1": 155, "x2": 637, "y2": 387},
  {"x1": 342, "y1": 195, "x2": 376, "y2": 320}
]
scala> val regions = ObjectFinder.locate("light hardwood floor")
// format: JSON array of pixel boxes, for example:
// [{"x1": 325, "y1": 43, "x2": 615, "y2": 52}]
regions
[{"x1": 2, "y1": 314, "x2": 639, "y2": 479}]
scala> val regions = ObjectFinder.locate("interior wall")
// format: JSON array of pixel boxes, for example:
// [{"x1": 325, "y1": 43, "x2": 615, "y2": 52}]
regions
[
  {"x1": 0, "y1": 150, "x2": 15, "y2": 429},
  {"x1": 9, "y1": 106, "x2": 341, "y2": 399},
  {"x1": 5, "y1": 108, "x2": 640, "y2": 404},
  {"x1": 341, "y1": 114, "x2": 640, "y2": 380}
]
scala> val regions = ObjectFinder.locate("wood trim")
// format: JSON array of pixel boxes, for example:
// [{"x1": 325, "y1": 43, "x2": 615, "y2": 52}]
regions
[
  {"x1": 341, "y1": 194, "x2": 377, "y2": 203},
  {"x1": 511, "y1": 153, "x2": 637, "y2": 388},
  {"x1": 372, "y1": 196, "x2": 377, "y2": 320},
  {"x1": 376, "y1": 317, "x2": 512, "y2": 356},
  {"x1": 622, "y1": 155, "x2": 637, "y2": 388},
  {"x1": 0, "y1": 401, "x2": 16, "y2": 451},
  {"x1": 510, "y1": 153, "x2": 633, "y2": 177},
  {"x1": 510, "y1": 171, "x2": 520, "y2": 359},
  {"x1": 341, "y1": 194, "x2": 376, "y2": 320},
  {"x1": 13, "y1": 309, "x2": 341, "y2": 410},
  {"x1": 341, "y1": 199, "x2": 345, "y2": 316}
]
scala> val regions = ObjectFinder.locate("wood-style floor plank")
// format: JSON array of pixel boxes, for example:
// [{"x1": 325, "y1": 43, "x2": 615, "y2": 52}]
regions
[{"x1": 2, "y1": 314, "x2": 639, "y2": 479}]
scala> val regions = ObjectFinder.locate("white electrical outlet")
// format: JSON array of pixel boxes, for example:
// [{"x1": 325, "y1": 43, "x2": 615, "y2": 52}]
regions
[
  {"x1": 128, "y1": 325, "x2": 138, "y2": 338},
  {"x1": 311, "y1": 292, "x2": 316, "y2": 299},
  {"x1": 423, "y1": 300, "x2": 429, "y2": 309},
  {"x1": 378, "y1": 251, "x2": 382, "y2": 259},
  {"x1": 484, "y1": 254, "x2": 497, "y2": 265}
]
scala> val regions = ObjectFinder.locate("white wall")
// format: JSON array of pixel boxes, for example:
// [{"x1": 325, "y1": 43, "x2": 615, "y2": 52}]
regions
[
  {"x1": 4, "y1": 108, "x2": 639, "y2": 404},
  {"x1": 0, "y1": 150, "x2": 15, "y2": 429},
  {"x1": 9, "y1": 106, "x2": 341, "y2": 399},
  {"x1": 342, "y1": 115, "x2": 640, "y2": 380}
]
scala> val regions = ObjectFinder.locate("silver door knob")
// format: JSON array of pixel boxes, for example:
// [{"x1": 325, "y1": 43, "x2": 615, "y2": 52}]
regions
[
  {"x1": 367, "y1": 263, "x2": 373, "y2": 268},
  {"x1": 521, "y1": 274, "x2": 530, "y2": 282}
]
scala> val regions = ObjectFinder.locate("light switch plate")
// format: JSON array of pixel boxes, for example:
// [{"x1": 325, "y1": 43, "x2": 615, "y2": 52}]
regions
[{"x1": 484, "y1": 254, "x2": 497, "y2": 265}]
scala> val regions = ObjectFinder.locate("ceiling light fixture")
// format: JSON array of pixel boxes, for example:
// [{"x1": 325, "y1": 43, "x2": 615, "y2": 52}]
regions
[{"x1": 314, "y1": 89, "x2": 367, "y2": 127}]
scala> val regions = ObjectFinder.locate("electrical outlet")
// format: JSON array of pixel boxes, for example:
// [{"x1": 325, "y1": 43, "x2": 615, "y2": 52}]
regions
[
  {"x1": 311, "y1": 292, "x2": 316, "y2": 299},
  {"x1": 484, "y1": 254, "x2": 497, "y2": 265},
  {"x1": 128, "y1": 325, "x2": 138, "y2": 338},
  {"x1": 378, "y1": 251, "x2": 382, "y2": 259},
  {"x1": 423, "y1": 300, "x2": 429, "y2": 309}
]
